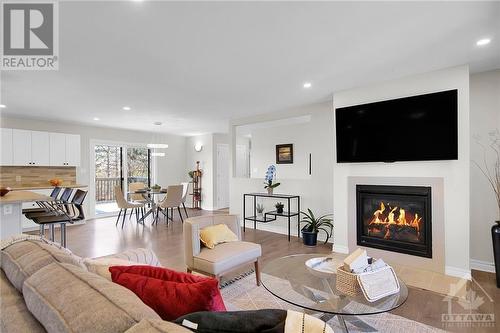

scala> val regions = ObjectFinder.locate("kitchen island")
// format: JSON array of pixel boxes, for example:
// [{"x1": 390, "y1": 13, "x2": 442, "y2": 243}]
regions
[{"x1": 0, "y1": 191, "x2": 52, "y2": 239}]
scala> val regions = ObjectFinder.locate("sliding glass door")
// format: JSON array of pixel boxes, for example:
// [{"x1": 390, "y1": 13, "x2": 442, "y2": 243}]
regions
[
  {"x1": 93, "y1": 144, "x2": 152, "y2": 216},
  {"x1": 127, "y1": 147, "x2": 151, "y2": 188},
  {"x1": 94, "y1": 145, "x2": 123, "y2": 215}
]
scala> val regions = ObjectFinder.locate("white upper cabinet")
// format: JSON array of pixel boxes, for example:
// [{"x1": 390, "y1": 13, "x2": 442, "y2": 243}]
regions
[
  {"x1": 30, "y1": 131, "x2": 50, "y2": 166},
  {"x1": 12, "y1": 129, "x2": 32, "y2": 165},
  {"x1": 3, "y1": 129, "x2": 81, "y2": 167},
  {"x1": 65, "y1": 134, "x2": 80, "y2": 166},
  {"x1": 0, "y1": 128, "x2": 13, "y2": 165},
  {"x1": 49, "y1": 132, "x2": 66, "y2": 166}
]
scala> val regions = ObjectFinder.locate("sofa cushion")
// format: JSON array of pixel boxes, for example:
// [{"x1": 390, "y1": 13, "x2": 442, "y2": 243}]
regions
[
  {"x1": 1, "y1": 239, "x2": 84, "y2": 292},
  {"x1": 110, "y1": 265, "x2": 226, "y2": 321},
  {"x1": 125, "y1": 319, "x2": 191, "y2": 333},
  {"x1": 23, "y1": 262, "x2": 161, "y2": 333},
  {"x1": 0, "y1": 270, "x2": 45, "y2": 333},
  {"x1": 193, "y1": 241, "x2": 261, "y2": 275}
]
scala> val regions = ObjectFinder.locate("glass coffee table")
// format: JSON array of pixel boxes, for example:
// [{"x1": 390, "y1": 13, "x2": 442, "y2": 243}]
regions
[{"x1": 261, "y1": 254, "x2": 408, "y2": 332}]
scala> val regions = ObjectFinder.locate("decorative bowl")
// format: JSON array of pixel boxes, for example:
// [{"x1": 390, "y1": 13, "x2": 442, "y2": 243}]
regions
[
  {"x1": 305, "y1": 257, "x2": 337, "y2": 278},
  {"x1": 0, "y1": 187, "x2": 11, "y2": 197},
  {"x1": 49, "y1": 178, "x2": 62, "y2": 186}
]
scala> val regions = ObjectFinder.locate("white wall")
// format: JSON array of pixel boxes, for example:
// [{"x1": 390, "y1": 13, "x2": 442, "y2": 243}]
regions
[
  {"x1": 333, "y1": 65, "x2": 470, "y2": 278},
  {"x1": 230, "y1": 102, "x2": 334, "y2": 240},
  {"x1": 185, "y1": 133, "x2": 229, "y2": 210},
  {"x1": 470, "y1": 69, "x2": 500, "y2": 272},
  {"x1": 186, "y1": 134, "x2": 213, "y2": 210},
  {"x1": 0, "y1": 116, "x2": 187, "y2": 218},
  {"x1": 250, "y1": 121, "x2": 312, "y2": 180}
]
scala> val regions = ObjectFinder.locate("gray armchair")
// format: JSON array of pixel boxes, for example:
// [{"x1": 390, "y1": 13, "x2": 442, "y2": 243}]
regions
[{"x1": 183, "y1": 214, "x2": 262, "y2": 285}]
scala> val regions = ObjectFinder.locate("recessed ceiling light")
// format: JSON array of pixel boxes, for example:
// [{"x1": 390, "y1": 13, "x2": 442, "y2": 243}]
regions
[
  {"x1": 122, "y1": 106, "x2": 131, "y2": 111},
  {"x1": 153, "y1": 121, "x2": 162, "y2": 126},
  {"x1": 0, "y1": 104, "x2": 6, "y2": 108},
  {"x1": 476, "y1": 38, "x2": 491, "y2": 46},
  {"x1": 303, "y1": 82, "x2": 312, "y2": 89},
  {"x1": 93, "y1": 117, "x2": 100, "y2": 121}
]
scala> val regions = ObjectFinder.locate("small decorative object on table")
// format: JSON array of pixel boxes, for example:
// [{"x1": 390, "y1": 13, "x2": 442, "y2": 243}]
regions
[
  {"x1": 256, "y1": 203, "x2": 265, "y2": 219},
  {"x1": 473, "y1": 129, "x2": 500, "y2": 288},
  {"x1": 275, "y1": 202, "x2": 284, "y2": 214},
  {"x1": 151, "y1": 184, "x2": 161, "y2": 191},
  {"x1": 299, "y1": 209, "x2": 333, "y2": 246},
  {"x1": 264, "y1": 165, "x2": 280, "y2": 195},
  {"x1": 305, "y1": 256, "x2": 335, "y2": 278},
  {"x1": 0, "y1": 187, "x2": 11, "y2": 197},
  {"x1": 49, "y1": 178, "x2": 62, "y2": 186}
]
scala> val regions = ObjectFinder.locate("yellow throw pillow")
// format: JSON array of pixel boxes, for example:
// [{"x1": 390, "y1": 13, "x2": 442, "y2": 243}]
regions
[{"x1": 200, "y1": 224, "x2": 238, "y2": 249}]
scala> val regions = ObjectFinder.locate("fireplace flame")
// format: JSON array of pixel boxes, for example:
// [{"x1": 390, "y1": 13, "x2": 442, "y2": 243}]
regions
[{"x1": 368, "y1": 202, "x2": 423, "y2": 239}]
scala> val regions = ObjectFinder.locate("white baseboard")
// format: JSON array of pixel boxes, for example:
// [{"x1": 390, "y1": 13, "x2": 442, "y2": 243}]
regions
[
  {"x1": 445, "y1": 266, "x2": 472, "y2": 280},
  {"x1": 333, "y1": 244, "x2": 349, "y2": 254},
  {"x1": 470, "y1": 259, "x2": 496, "y2": 273}
]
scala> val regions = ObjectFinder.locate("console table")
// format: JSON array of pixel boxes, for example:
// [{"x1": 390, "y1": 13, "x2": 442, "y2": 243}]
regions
[{"x1": 243, "y1": 193, "x2": 301, "y2": 241}]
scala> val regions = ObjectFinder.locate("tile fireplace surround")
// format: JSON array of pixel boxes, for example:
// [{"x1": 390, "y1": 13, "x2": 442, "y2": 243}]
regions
[{"x1": 344, "y1": 176, "x2": 447, "y2": 276}]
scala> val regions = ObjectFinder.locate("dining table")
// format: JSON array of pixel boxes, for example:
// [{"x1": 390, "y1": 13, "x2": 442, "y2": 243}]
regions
[{"x1": 128, "y1": 189, "x2": 166, "y2": 224}]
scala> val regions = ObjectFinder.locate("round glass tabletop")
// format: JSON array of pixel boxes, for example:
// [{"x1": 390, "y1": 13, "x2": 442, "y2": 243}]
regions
[{"x1": 261, "y1": 254, "x2": 408, "y2": 316}]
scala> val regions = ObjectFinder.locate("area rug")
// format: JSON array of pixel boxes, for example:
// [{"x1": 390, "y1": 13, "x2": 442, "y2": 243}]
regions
[{"x1": 220, "y1": 272, "x2": 446, "y2": 333}]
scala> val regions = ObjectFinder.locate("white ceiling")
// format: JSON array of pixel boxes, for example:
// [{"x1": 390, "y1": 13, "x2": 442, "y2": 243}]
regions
[{"x1": 1, "y1": 1, "x2": 499, "y2": 136}]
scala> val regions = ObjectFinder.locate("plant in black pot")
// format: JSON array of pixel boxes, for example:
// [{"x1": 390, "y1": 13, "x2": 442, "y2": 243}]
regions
[
  {"x1": 300, "y1": 209, "x2": 333, "y2": 246},
  {"x1": 275, "y1": 202, "x2": 284, "y2": 214}
]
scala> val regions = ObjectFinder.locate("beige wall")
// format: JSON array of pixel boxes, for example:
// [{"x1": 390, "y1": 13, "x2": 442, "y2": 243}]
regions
[{"x1": 470, "y1": 69, "x2": 500, "y2": 272}]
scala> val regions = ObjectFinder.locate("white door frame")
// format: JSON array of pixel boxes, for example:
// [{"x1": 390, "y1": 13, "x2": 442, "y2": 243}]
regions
[{"x1": 216, "y1": 143, "x2": 230, "y2": 209}]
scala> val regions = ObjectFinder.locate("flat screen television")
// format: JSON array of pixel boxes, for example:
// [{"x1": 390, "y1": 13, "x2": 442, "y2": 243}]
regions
[{"x1": 335, "y1": 89, "x2": 458, "y2": 163}]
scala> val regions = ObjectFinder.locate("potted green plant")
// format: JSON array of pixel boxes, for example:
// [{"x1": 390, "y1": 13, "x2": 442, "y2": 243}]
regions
[
  {"x1": 275, "y1": 202, "x2": 284, "y2": 214},
  {"x1": 188, "y1": 171, "x2": 194, "y2": 179},
  {"x1": 256, "y1": 203, "x2": 265, "y2": 219},
  {"x1": 300, "y1": 209, "x2": 333, "y2": 246}
]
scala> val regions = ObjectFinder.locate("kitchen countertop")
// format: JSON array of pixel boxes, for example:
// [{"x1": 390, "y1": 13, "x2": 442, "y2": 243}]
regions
[
  {"x1": 0, "y1": 191, "x2": 52, "y2": 204},
  {"x1": 5, "y1": 184, "x2": 88, "y2": 191}
]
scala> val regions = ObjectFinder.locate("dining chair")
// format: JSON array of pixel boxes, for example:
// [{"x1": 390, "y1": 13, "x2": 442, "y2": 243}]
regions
[
  {"x1": 180, "y1": 182, "x2": 189, "y2": 218},
  {"x1": 128, "y1": 182, "x2": 147, "y2": 218},
  {"x1": 155, "y1": 185, "x2": 184, "y2": 225},
  {"x1": 114, "y1": 186, "x2": 145, "y2": 228}
]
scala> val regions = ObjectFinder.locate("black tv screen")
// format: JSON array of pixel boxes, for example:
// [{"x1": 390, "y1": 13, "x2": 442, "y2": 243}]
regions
[{"x1": 335, "y1": 89, "x2": 458, "y2": 163}]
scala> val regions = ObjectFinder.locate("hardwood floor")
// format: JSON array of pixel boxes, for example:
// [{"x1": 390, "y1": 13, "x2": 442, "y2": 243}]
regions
[{"x1": 37, "y1": 209, "x2": 499, "y2": 333}]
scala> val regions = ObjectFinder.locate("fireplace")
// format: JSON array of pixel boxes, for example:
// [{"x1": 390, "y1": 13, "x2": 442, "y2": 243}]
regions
[{"x1": 356, "y1": 185, "x2": 432, "y2": 258}]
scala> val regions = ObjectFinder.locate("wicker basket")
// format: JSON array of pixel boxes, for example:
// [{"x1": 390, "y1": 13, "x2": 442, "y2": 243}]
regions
[{"x1": 336, "y1": 266, "x2": 361, "y2": 296}]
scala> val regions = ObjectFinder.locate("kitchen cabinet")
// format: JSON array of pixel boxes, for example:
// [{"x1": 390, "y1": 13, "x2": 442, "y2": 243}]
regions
[
  {"x1": 2, "y1": 129, "x2": 81, "y2": 167},
  {"x1": 0, "y1": 128, "x2": 13, "y2": 165},
  {"x1": 49, "y1": 132, "x2": 80, "y2": 166},
  {"x1": 12, "y1": 129, "x2": 32, "y2": 165},
  {"x1": 31, "y1": 131, "x2": 50, "y2": 165},
  {"x1": 65, "y1": 134, "x2": 80, "y2": 166}
]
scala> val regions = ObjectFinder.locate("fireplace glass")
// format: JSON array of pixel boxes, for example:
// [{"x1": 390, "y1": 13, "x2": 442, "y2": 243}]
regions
[{"x1": 356, "y1": 185, "x2": 432, "y2": 258}]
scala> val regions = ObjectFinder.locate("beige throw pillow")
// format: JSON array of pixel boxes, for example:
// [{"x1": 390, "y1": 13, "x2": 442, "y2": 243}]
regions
[{"x1": 83, "y1": 257, "x2": 137, "y2": 280}]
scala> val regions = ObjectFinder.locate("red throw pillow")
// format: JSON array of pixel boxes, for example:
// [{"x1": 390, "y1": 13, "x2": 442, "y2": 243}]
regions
[{"x1": 109, "y1": 265, "x2": 226, "y2": 320}]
